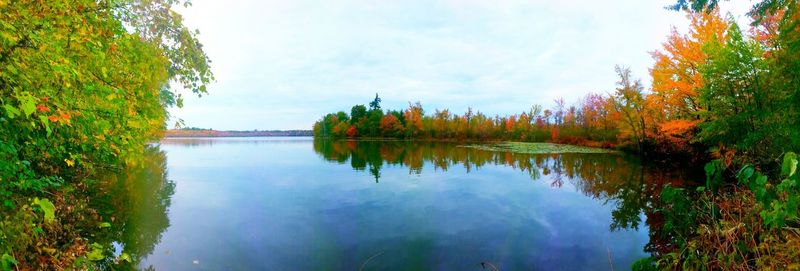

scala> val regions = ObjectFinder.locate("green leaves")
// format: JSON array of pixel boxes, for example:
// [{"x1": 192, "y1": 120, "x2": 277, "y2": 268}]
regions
[
  {"x1": 1, "y1": 253, "x2": 18, "y2": 271},
  {"x1": 697, "y1": 19, "x2": 800, "y2": 164},
  {"x1": 704, "y1": 159, "x2": 723, "y2": 192},
  {"x1": 737, "y1": 165, "x2": 755, "y2": 183},
  {"x1": 782, "y1": 152, "x2": 797, "y2": 177},
  {"x1": 18, "y1": 93, "x2": 35, "y2": 117},
  {"x1": 657, "y1": 185, "x2": 699, "y2": 248},
  {"x1": 2, "y1": 104, "x2": 19, "y2": 118},
  {"x1": 86, "y1": 243, "x2": 104, "y2": 261},
  {"x1": 32, "y1": 198, "x2": 55, "y2": 223},
  {"x1": 38, "y1": 115, "x2": 51, "y2": 135},
  {"x1": 1, "y1": 0, "x2": 211, "y2": 268},
  {"x1": 118, "y1": 252, "x2": 131, "y2": 263},
  {"x1": 736, "y1": 152, "x2": 800, "y2": 230},
  {"x1": 704, "y1": 160, "x2": 717, "y2": 176},
  {"x1": 3, "y1": 93, "x2": 39, "y2": 120}
]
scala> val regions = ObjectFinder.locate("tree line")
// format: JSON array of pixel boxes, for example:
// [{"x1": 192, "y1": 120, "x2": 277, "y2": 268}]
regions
[
  {"x1": 314, "y1": 8, "x2": 799, "y2": 166},
  {"x1": 314, "y1": 92, "x2": 619, "y2": 146}
]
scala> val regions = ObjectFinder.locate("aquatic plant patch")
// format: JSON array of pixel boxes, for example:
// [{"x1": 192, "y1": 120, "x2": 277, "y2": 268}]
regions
[{"x1": 460, "y1": 142, "x2": 616, "y2": 154}]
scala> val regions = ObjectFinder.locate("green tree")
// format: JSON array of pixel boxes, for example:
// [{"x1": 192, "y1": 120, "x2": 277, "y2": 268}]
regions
[
  {"x1": 610, "y1": 66, "x2": 648, "y2": 153},
  {"x1": 697, "y1": 22, "x2": 797, "y2": 163},
  {"x1": 369, "y1": 93, "x2": 381, "y2": 111},
  {"x1": 362, "y1": 109, "x2": 383, "y2": 137},
  {"x1": 336, "y1": 111, "x2": 350, "y2": 123},
  {"x1": 350, "y1": 104, "x2": 367, "y2": 125}
]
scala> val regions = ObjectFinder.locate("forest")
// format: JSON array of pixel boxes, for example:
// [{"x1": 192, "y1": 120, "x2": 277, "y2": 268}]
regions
[{"x1": 314, "y1": 1, "x2": 800, "y2": 269}]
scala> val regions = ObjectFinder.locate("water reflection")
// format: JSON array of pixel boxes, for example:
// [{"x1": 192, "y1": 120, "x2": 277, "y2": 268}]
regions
[
  {"x1": 83, "y1": 138, "x2": 694, "y2": 270},
  {"x1": 89, "y1": 146, "x2": 174, "y2": 270},
  {"x1": 161, "y1": 136, "x2": 311, "y2": 147},
  {"x1": 313, "y1": 139, "x2": 691, "y2": 254}
]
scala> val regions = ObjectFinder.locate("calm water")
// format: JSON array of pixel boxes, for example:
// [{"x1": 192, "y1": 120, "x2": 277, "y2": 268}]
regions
[{"x1": 93, "y1": 137, "x2": 687, "y2": 270}]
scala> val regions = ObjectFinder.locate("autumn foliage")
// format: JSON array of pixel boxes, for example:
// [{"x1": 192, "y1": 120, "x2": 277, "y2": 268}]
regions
[
  {"x1": 1, "y1": 0, "x2": 211, "y2": 268},
  {"x1": 379, "y1": 113, "x2": 404, "y2": 137},
  {"x1": 314, "y1": 93, "x2": 619, "y2": 147},
  {"x1": 650, "y1": 10, "x2": 727, "y2": 120},
  {"x1": 315, "y1": 5, "x2": 799, "y2": 165}
]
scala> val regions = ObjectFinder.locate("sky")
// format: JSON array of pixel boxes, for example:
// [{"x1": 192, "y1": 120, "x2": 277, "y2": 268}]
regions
[{"x1": 168, "y1": 0, "x2": 754, "y2": 130}]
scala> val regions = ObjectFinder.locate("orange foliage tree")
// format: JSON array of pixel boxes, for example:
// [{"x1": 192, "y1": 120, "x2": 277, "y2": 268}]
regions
[
  {"x1": 346, "y1": 125, "x2": 358, "y2": 137},
  {"x1": 650, "y1": 9, "x2": 728, "y2": 120},
  {"x1": 649, "y1": 9, "x2": 728, "y2": 151},
  {"x1": 403, "y1": 102, "x2": 424, "y2": 137},
  {"x1": 379, "y1": 113, "x2": 404, "y2": 137}
]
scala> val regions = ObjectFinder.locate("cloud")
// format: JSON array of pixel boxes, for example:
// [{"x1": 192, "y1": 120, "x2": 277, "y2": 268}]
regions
[{"x1": 168, "y1": 0, "x2": 753, "y2": 130}]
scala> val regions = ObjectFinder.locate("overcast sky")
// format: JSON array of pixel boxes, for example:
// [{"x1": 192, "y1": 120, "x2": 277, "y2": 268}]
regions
[{"x1": 168, "y1": 0, "x2": 753, "y2": 130}]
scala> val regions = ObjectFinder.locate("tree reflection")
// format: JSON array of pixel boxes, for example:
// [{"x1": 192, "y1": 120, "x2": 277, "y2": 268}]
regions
[
  {"x1": 88, "y1": 146, "x2": 175, "y2": 270},
  {"x1": 313, "y1": 138, "x2": 694, "y2": 257}
]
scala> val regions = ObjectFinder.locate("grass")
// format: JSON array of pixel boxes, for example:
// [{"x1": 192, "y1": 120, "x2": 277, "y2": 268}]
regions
[{"x1": 460, "y1": 142, "x2": 616, "y2": 154}]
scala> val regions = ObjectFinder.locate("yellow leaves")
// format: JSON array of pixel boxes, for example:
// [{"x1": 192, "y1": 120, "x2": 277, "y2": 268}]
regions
[
  {"x1": 64, "y1": 159, "x2": 75, "y2": 167},
  {"x1": 0, "y1": 31, "x2": 17, "y2": 45},
  {"x1": 689, "y1": 9, "x2": 729, "y2": 44},
  {"x1": 127, "y1": 105, "x2": 137, "y2": 117},
  {"x1": 127, "y1": 119, "x2": 142, "y2": 129},
  {"x1": 403, "y1": 102, "x2": 424, "y2": 134},
  {"x1": 110, "y1": 144, "x2": 119, "y2": 156}
]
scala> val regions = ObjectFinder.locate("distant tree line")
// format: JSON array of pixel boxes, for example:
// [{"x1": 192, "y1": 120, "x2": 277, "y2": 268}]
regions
[
  {"x1": 167, "y1": 129, "x2": 312, "y2": 137},
  {"x1": 313, "y1": 92, "x2": 620, "y2": 147}
]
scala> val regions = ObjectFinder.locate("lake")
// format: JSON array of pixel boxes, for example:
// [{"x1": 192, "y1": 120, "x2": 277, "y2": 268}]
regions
[{"x1": 93, "y1": 137, "x2": 687, "y2": 270}]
